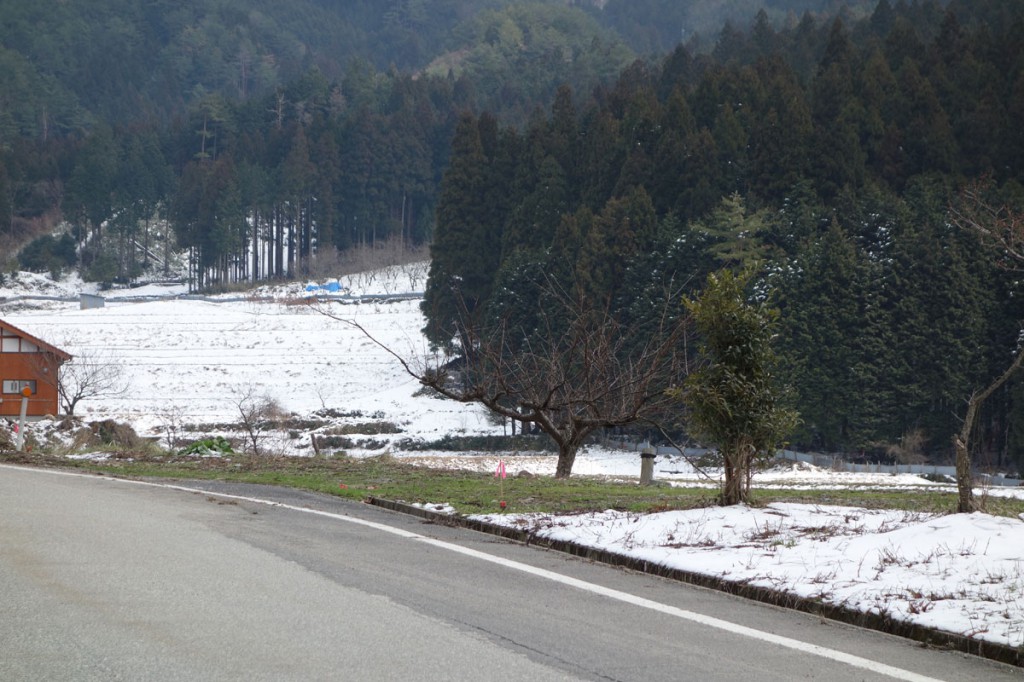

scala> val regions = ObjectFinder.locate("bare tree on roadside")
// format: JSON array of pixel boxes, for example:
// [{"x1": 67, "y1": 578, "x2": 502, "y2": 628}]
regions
[
  {"x1": 950, "y1": 182, "x2": 1024, "y2": 512},
  {"x1": 317, "y1": 277, "x2": 692, "y2": 478},
  {"x1": 234, "y1": 385, "x2": 284, "y2": 458},
  {"x1": 157, "y1": 403, "x2": 189, "y2": 451}
]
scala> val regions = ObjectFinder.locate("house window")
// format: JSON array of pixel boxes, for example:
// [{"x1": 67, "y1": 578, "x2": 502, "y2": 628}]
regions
[
  {"x1": 1, "y1": 336, "x2": 40, "y2": 353},
  {"x1": 2, "y1": 380, "x2": 36, "y2": 395}
]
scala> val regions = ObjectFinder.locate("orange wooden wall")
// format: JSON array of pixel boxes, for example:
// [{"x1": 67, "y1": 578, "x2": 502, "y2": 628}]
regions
[{"x1": 0, "y1": 328, "x2": 65, "y2": 417}]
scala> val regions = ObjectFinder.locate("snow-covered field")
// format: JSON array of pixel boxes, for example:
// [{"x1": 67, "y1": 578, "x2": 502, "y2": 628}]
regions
[
  {"x1": 3, "y1": 265, "x2": 1024, "y2": 651},
  {"x1": 1, "y1": 265, "x2": 489, "y2": 442}
]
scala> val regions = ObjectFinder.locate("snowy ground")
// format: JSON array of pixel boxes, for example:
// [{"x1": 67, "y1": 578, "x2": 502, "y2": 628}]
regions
[{"x1": 3, "y1": 265, "x2": 1024, "y2": 651}]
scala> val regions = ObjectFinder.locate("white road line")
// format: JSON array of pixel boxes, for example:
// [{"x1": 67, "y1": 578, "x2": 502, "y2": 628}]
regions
[{"x1": 3, "y1": 465, "x2": 945, "y2": 682}]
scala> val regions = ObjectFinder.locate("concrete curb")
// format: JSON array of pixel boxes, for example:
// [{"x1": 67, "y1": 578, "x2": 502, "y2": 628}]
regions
[{"x1": 366, "y1": 496, "x2": 1024, "y2": 669}]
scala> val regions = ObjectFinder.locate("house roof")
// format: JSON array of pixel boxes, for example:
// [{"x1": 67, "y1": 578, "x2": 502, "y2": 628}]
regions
[{"x1": 0, "y1": 318, "x2": 73, "y2": 362}]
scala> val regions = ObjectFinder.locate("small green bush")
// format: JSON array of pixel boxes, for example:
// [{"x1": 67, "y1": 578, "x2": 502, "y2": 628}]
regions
[
  {"x1": 178, "y1": 436, "x2": 235, "y2": 457},
  {"x1": 18, "y1": 233, "x2": 77, "y2": 274}
]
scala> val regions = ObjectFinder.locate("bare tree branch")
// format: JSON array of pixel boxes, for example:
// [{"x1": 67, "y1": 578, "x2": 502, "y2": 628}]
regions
[
  {"x1": 45, "y1": 349, "x2": 130, "y2": 416},
  {"x1": 950, "y1": 180, "x2": 1024, "y2": 270},
  {"x1": 950, "y1": 182, "x2": 1024, "y2": 512},
  {"x1": 313, "y1": 276, "x2": 692, "y2": 478},
  {"x1": 233, "y1": 384, "x2": 284, "y2": 458}
]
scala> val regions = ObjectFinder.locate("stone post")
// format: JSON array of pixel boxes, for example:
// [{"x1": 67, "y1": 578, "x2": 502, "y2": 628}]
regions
[{"x1": 640, "y1": 445, "x2": 656, "y2": 485}]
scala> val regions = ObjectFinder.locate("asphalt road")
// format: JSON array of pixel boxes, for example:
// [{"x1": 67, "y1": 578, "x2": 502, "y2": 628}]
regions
[{"x1": 1, "y1": 464, "x2": 1018, "y2": 681}]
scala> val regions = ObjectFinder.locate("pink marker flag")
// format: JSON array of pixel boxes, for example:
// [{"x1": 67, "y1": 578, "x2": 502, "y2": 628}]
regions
[{"x1": 495, "y1": 460, "x2": 507, "y2": 479}]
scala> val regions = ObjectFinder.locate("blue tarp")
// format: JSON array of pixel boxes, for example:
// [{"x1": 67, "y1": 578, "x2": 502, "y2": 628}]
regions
[{"x1": 305, "y1": 281, "x2": 343, "y2": 293}]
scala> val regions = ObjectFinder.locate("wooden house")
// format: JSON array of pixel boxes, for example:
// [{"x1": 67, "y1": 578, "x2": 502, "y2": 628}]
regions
[{"x1": 0, "y1": 319, "x2": 72, "y2": 418}]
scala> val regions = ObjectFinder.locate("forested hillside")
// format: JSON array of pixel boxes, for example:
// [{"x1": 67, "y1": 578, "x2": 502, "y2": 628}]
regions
[
  {"x1": 0, "y1": 0, "x2": 877, "y2": 140},
  {"x1": 0, "y1": 0, "x2": 510, "y2": 134},
  {"x1": 593, "y1": 0, "x2": 877, "y2": 54},
  {"x1": 0, "y1": 0, "x2": 872, "y2": 280},
  {"x1": 0, "y1": 0, "x2": 879, "y2": 263},
  {"x1": 423, "y1": 0, "x2": 1024, "y2": 465},
  {"x1": 0, "y1": 1, "x2": 636, "y2": 284},
  {"x1": 3, "y1": 0, "x2": 1023, "y2": 465}
]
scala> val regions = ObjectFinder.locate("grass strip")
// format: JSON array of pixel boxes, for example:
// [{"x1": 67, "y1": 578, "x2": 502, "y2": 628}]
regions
[{"x1": 5, "y1": 450, "x2": 1023, "y2": 518}]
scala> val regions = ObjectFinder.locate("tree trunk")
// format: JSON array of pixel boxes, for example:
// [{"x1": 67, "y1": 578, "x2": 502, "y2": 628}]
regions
[
  {"x1": 143, "y1": 216, "x2": 150, "y2": 269},
  {"x1": 554, "y1": 430, "x2": 587, "y2": 479},
  {"x1": 251, "y1": 208, "x2": 259, "y2": 282},
  {"x1": 953, "y1": 431, "x2": 974, "y2": 514},
  {"x1": 274, "y1": 204, "x2": 284, "y2": 278},
  {"x1": 954, "y1": 347, "x2": 1024, "y2": 513},
  {"x1": 721, "y1": 449, "x2": 744, "y2": 506},
  {"x1": 287, "y1": 207, "x2": 296, "y2": 276},
  {"x1": 555, "y1": 442, "x2": 578, "y2": 479},
  {"x1": 721, "y1": 441, "x2": 756, "y2": 506},
  {"x1": 164, "y1": 222, "x2": 171, "y2": 275}
]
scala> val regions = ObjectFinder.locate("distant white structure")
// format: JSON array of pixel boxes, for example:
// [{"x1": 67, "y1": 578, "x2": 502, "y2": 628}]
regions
[{"x1": 80, "y1": 293, "x2": 105, "y2": 310}]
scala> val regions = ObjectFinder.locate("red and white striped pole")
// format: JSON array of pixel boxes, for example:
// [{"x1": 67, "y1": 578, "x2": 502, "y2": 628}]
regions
[
  {"x1": 495, "y1": 459, "x2": 507, "y2": 510},
  {"x1": 16, "y1": 385, "x2": 30, "y2": 451}
]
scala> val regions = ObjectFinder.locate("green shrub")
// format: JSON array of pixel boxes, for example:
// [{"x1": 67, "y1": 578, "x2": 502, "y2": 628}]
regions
[
  {"x1": 18, "y1": 233, "x2": 77, "y2": 274},
  {"x1": 178, "y1": 436, "x2": 235, "y2": 457}
]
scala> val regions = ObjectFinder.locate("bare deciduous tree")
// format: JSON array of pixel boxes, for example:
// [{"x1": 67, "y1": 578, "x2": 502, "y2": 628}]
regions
[
  {"x1": 234, "y1": 385, "x2": 284, "y2": 458},
  {"x1": 157, "y1": 403, "x2": 189, "y2": 451},
  {"x1": 53, "y1": 349, "x2": 130, "y2": 416},
  {"x1": 950, "y1": 182, "x2": 1024, "y2": 512},
  {"x1": 951, "y1": 349, "x2": 1023, "y2": 512},
  {"x1": 306, "y1": 238, "x2": 430, "y2": 291},
  {"x1": 952, "y1": 183, "x2": 1024, "y2": 269},
  {"x1": 319, "y1": 279, "x2": 692, "y2": 478}
]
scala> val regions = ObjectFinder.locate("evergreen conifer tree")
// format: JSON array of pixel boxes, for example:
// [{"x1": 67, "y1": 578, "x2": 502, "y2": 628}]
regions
[{"x1": 422, "y1": 113, "x2": 501, "y2": 351}]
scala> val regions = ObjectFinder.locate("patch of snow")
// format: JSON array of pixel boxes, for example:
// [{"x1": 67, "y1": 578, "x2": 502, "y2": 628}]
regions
[{"x1": 473, "y1": 504, "x2": 1024, "y2": 648}]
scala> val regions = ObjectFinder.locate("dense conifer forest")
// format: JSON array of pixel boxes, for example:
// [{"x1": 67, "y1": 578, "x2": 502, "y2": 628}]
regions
[
  {"x1": 424, "y1": 0, "x2": 1024, "y2": 464},
  {"x1": 2, "y1": 0, "x2": 1023, "y2": 465}
]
